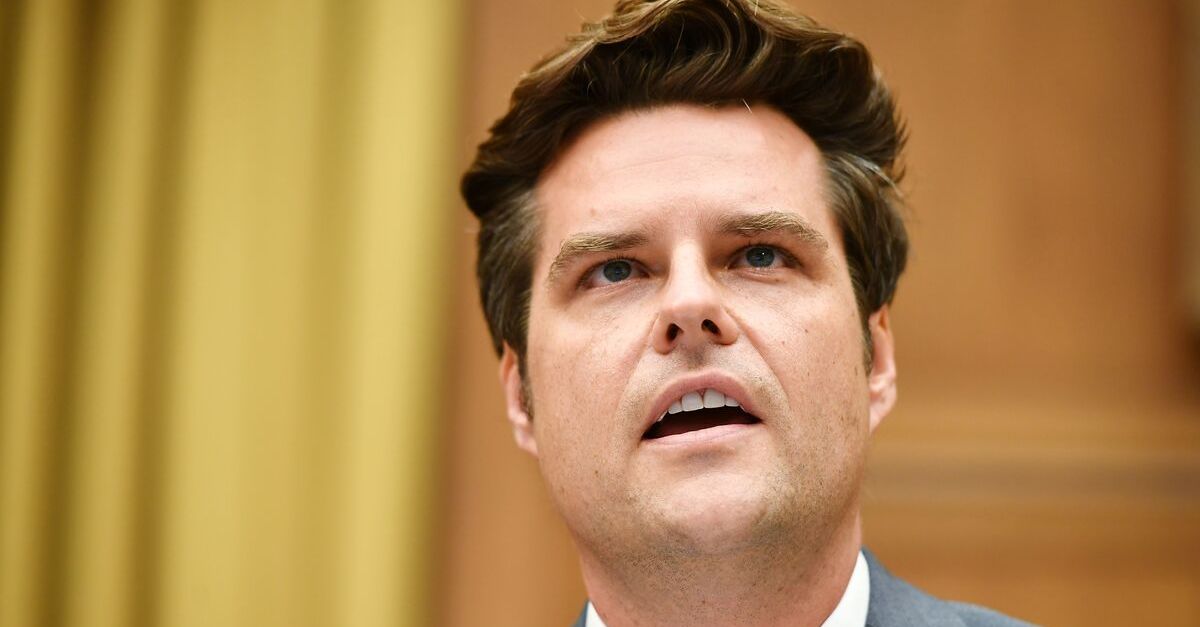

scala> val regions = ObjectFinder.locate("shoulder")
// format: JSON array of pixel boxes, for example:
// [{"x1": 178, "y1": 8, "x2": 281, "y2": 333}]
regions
[
  {"x1": 946, "y1": 600, "x2": 1036, "y2": 626},
  {"x1": 864, "y1": 549, "x2": 1037, "y2": 627}
]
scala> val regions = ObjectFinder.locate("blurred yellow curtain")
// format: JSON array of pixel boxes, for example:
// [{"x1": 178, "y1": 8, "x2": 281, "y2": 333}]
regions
[{"x1": 0, "y1": 0, "x2": 460, "y2": 626}]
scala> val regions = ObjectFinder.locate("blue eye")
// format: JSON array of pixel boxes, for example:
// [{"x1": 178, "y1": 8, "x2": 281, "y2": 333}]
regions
[
  {"x1": 582, "y1": 258, "x2": 645, "y2": 289},
  {"x1": 744, "y1": 246, "x2": 776, "y2": 268},
  {"x1": 601, "y1": 260, "x2": 633, "y2": 283}
]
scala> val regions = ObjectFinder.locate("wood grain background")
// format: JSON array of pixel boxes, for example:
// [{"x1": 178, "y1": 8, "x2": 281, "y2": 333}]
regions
[{"x1": 437, "y1": 2, "x2": 1200, "y2": 625}]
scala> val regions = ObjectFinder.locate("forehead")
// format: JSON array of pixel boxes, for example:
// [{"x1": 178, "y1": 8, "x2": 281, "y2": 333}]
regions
[{"x1": 533, "y1": 104, "x2": 834, "y2": 249}]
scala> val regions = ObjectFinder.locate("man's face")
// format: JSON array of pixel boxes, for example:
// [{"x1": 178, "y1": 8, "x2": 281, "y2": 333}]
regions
[{"x1": 499, "y1": 104, "x2": 896, "y2": 559}]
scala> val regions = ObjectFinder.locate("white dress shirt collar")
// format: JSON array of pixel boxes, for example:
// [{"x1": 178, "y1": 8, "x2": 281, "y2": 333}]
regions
[{"x1": 585, "y1": 549, "x2": 870, "y2": 627}]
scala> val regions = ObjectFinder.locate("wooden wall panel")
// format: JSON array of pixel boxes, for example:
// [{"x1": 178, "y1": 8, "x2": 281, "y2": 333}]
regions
[
  {"x1": 1186, "y1": 0, "x2": 1200, "y2": 328},
  {"x1": 441, "y1": 1, "x2": 1200, "y2": 626}
]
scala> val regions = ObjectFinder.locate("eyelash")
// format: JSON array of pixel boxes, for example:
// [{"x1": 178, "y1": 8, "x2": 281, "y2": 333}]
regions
[
  {"x1": 577, "y1": 241, "x2": 799, "y2": 289},
  {"x1": 733, "y1": 242, "x2": 800, "y2": 270}
]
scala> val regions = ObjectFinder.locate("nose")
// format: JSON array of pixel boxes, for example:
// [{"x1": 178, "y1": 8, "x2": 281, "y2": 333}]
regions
[{"x1": 650, "y1": 248, "x2": 741, "y2": 354}]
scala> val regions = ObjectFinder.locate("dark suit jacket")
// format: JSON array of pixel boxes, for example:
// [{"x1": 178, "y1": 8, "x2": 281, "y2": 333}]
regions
[{"x1": 571, "y1": 548, "x2": 1035, "y2": 626}]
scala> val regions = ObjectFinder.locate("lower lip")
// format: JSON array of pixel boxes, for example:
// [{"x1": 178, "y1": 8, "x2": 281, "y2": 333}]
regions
[{"x1": 640, "y1": 422, "x2": 761, "y2": 448}]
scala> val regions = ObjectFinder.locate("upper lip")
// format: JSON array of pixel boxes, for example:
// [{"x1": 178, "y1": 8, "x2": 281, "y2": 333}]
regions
[{"x1": 641, "y1": 371, "x2": 762, "y2": 437}]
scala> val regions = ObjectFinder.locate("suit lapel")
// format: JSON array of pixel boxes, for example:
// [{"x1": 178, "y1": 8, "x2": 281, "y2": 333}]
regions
[{"x1": 863, "y1": 549, "x2": 967, "y2": 627}]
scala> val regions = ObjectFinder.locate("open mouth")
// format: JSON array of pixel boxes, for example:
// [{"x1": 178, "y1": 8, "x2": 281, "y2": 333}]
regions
[{"x1": 643, "y1": 388, "x2": 762, "y2": 440}]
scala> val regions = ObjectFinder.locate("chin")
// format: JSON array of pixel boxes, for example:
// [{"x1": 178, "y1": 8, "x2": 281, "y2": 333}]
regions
[{"x1": 646, "y1": 471, "x2": 785, "y2": 555}]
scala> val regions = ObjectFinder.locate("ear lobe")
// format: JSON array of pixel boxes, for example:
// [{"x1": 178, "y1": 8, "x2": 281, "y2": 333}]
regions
[
  {"x1": 499, "y1": 344, "x2": 538, "y2": 456},
  {"x1": 866, "y1": 306, "x2": 897, "y2": 434}
]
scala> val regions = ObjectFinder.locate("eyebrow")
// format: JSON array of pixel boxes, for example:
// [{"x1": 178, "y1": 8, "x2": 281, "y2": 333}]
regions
[
  {"x1": 546, "y1": 230, "x2": 650, "y2": 286},
  {"x1": 716, "y1": 211, "x2": 830, "y2": 252},
  {"x1": 544, "y1": 210, "x2": 829, "y2": 288}
]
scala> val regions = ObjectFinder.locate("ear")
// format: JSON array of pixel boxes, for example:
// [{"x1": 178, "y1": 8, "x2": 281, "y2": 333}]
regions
[
  {"x1": 866, "y1": 305, "x2": 897, "y2": 434},
  {"x1": 499, "y1": 343, "x2": 538, "y2": 456}
]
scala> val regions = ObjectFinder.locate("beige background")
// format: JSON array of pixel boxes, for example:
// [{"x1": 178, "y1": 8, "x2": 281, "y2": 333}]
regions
[
  {"x1": 0, "y1": 1, "x2": 460, "y2": 626},
  {"x1": 440, "y1": 1, "x2": 1200, "y2": 626}
]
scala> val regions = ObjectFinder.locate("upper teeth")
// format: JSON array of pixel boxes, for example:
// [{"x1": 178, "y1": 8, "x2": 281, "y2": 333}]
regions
[{"x1": 659, "y1": 388, "x2": 740, "y2": 421}]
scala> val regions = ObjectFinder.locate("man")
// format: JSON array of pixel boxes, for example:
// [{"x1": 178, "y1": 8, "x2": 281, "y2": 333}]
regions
[{"x1": 462, "y1": 0, "x2": 1033, "y2": 625}]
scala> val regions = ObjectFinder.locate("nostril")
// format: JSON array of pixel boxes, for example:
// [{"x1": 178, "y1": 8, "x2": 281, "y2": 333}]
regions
[
  {"x1": 667, "y1": 323, "x2": 681, "y2": 341},
  {"x1": 702, "y1": 319, "x2": 719, "y2": 334}
]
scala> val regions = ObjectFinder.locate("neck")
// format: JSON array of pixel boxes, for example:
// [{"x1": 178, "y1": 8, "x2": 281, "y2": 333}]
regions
[{"x1": 579, "y1": 512, "x2": 863, "y2": 627}]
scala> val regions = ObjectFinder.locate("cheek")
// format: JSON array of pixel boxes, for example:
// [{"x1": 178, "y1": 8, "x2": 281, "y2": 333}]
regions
[
  {"x1": 760, "y1": 304, "x2": 870, "y2": 485},
  {"x1": 525, "y1": 300, "x2": 649, "y2": 451},
  {"x1": 736, "y1": 287, "x2": 868, "y2": 420},
  {"x1": 737, "y1": 281, "x2": 862, "y2": 361},
  {"x1": 531, "y1": 296, "x2": 650, "y2": 382}
]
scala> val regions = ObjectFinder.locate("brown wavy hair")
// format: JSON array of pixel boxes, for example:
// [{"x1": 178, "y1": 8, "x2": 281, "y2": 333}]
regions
[{"x1": 462, "y1": 0, "x2": 908, "y2": 364}]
